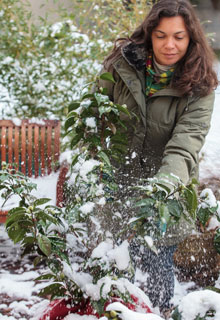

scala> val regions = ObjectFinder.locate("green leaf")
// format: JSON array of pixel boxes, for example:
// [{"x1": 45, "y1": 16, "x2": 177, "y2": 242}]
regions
[
  {"x1": 115, "y1": 104, "x2": 131, "y2": 117},
  {"x1": 95, "y1": 93, "x2": 109, "y2": 107},
  {"x1": 81, "y1": 93, "x2": 94, "y2": 100},
  {"x1": 184, "y1": 187, "x2": 198, "y2": 220},
  {"x1": 66, "y1": 110, "x2": 79, "y2": 120},
  {"x1": 134, "y1": 198, "x2": 155, "y2": 207},
  {"x1": 37, "y1": 235, "x2": 51, "y2": 256},
  {"x1": 36, "y1": 210, "x2": 58, "y2": 224},
  {"x1": 171, "y1": 307, "x2": 182, "y2": 320},
  {"x1": 8, "y1": 207, "x2": 26, "y2": 215},
  {"x1": 134, "y1": 208, "x2": 155, "y2": 220},
  {"x1": 65, "y1": 117, "x2": 75, "y2": 131},
  {"x1": 38, "y1": 283, "x2": 66, "y2": 298},
  {"x1": 155, "y1": 182, "x2": 171, "y2": 194},
  {"x1": 92, "y1": 299, "x2": 105, "y2": 315},
  {"x1": 71, "y1": 153, "x2": 80, "y2": 167},
  {"x1": 33, "y1": 256, "x2": 45, "y2": 267},
  {"x1": 36, "y1": 273, "x2": 56, "y2": 281},
  {"x1": 33, "y1": 198, "x2": 51, "y2": 207},
  {"x1": 191, "y1": 178, "x2": 199, "y2": 185},
  {"x1": 197, "y1": 207, "x2": 212, "y2": 227},
  {"x1": 8, "y1": 227, "x2": 26, "y2": 243},
  {"x1": 205, "y1": 286, "x2": 220, "y2": 294},
  {"x1": 22, "y1": 236, "x2": 35, "y2": 245},
  {"x1": 166, "y1": 199, "x2": 183, "y2": 218},
  {"x1": 34, "y1": 198, "x2": 51, "y2": 206},
  {"x1": 111, "y1": 134, "x2": 128, "y2": 146},
  {"x1": 0, "y1": 174, "x2": 9, "y2": 182},
  {"x1": 100, "y1": 72, "x2": 115, "y2": 83},
  {"x1": 6, "y1": 212, "x2": 29, "y2": 228},
  {"x1": 159, "y1": 203, "x2": 170, "y2": 224},
  {"x1": 98, "y1": 151, "x2": 111, "y2": 167},
  {"x1": 98, "y1": 106, "x2": 111, "y2": 116},
  {"x1": 71, "y1": 132, "x2": 83, "y2": 149},
  {"x1": 68, "y1": 102, "x2": 80, "y2": 112}
]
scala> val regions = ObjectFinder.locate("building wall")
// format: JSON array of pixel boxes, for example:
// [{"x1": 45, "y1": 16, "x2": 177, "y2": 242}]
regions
[{"x1": 22, "y1": 0, "x2": 73, "y2": 24}]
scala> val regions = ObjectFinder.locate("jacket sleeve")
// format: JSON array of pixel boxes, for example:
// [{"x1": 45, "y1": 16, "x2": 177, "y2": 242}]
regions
[{"x1": 157, "y1": 91, "x2": 215, "y2": 185}]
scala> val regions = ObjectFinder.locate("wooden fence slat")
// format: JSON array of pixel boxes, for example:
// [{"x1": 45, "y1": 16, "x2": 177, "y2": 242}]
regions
[
  {"x1": 54, "y1": 122, "x2": 60, "y2": 167},
  {"x1": 1, "y1": 127, "x2": 6, "y2": 162},
  {"x1": 40, "y1": 127, "x2": 46, "y2": 176},
  {"x1": 34, "y1": 126, "x2": 39, "y2": 178},
  {"x1": 14, "y1": 126, "x2": 19, "y2": 171},
  {"x1": 47, "y1": 126, "x2": 52, "y2": 175},
  {"x1": 21, "y1": 123, "x2": 26, "y2": 175},
  {"x1": 8, "y1": 127, "x2": 13, "y2": 169},
  {"x1": 28, "y1": 125, "x2": 33, "y2": 177}
]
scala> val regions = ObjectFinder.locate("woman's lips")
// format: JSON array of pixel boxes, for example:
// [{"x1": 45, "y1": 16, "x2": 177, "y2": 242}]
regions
[{"x1": 163, "y1": 53, "x2": 177, "y2": 58}]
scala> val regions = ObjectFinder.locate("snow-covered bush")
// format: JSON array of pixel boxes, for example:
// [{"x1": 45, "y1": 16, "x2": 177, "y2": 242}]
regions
[
  {"x1": 0, "y1": 0, "x2": 103, "y2": 120},
  {"x1": 62, "y1": 0, "x2": 154, "y2": 53}
]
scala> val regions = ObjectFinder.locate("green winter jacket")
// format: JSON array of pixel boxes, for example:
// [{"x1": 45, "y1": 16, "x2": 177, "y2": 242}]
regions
[
  {"x1": 97, "y1": 42, "x2": 215, "y2": 245},
  {"x1": 99, "y1": 42, "x2": 215, "y2": 186}
]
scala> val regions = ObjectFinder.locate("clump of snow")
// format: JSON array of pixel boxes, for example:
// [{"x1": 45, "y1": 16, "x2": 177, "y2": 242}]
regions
[
  {"x1": 59, "y1": 150, "x2": 76, "y2": 165},
  {"x1": 64, "y1": 315, "x2": 97, "y2": 320},
  {"x1": 97, "y1": 197, "x2": 106, "y2": 206},
  {"x1": 29, "y1": 118, "x2": 46, "y2": 125},
  {"x1": 207, "y1": 216, "x2": 220, "y2": 230},
  {"x1": 178, "y1": 289, "x2": 220, "y2": 320},
  {"x1": 79, "y1": 159, "x2": 100, "y2": 181},
  {"x1": 107, "y1": 240, "x2": 130, "y2": 270},
  {"x1": 91, "y1": 240, "x2": 113, "y2": 259},
  {"x1": 1, "y1": 56, "x2": 14, "y2": 65},
  {"x1": 131, "y1": 151, "x2": 137, "y2": 159},
  {"x1": 79, "y1": 201, "x2": 95, "y2": 214},
  {"x1": 200, "y1": 188, "x2": 218, "y2": 208},
  {"x1": 144, "y1": 236, "x2": 154, "y2": 248},
  {"x1": 12, "y1": 118, "x2": 22, "y2": 126},
  {"x1": 85, "y1": 117, "x2": 96, "y2": 128},
  {"x1": 91, "y1": 240, "x2": 130, "y2": 271},
  {"x1": 171, "y1": 277, "x2": 196, "y2": 307},
  {"x1": 105, "y1": 302, "x2": 163, "y2": 320}
]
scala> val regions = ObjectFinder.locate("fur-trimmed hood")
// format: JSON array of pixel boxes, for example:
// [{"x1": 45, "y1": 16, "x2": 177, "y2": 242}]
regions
[{"x1": 121, "y1": 42, "x2": 147, "y2": 71}]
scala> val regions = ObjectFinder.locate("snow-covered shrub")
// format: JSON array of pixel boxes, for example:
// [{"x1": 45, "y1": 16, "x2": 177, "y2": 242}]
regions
[
  {"x1": 0, "y1": 0, "x2": 103, "y2": 120},
  {"x1": 61, "y1": 0, "x2": 154, "y2": 55}
]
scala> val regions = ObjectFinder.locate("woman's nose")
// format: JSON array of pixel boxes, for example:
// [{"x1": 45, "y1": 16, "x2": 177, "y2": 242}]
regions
[{"x1": 165, "y1": 37, "x2": 175, "y2": 49}]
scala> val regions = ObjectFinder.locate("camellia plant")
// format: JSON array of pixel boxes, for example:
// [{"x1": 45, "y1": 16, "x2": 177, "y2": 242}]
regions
[{"x1": 1, "y1": 74, "x2": 220, "y2": 319}]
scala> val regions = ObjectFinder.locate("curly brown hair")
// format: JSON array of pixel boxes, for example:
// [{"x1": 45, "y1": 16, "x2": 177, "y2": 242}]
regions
[{"x1": 104, "y1": 0, "x2": 218, "y2": 97}]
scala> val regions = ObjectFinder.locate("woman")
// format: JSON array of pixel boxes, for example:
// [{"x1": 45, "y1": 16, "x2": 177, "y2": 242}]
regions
[{"x1": 98, "y1": 0, "x2": 218, "y2": 316}]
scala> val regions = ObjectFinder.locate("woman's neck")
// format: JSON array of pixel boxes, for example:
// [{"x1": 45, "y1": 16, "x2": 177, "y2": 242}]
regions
[{"x1": 153, "y1": 55, "x2": 176, "y2": 73}]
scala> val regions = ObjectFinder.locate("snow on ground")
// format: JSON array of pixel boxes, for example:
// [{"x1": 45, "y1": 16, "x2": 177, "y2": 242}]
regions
[{"x1": 199, "y1": 85, "x2": 220, "y2": 181}]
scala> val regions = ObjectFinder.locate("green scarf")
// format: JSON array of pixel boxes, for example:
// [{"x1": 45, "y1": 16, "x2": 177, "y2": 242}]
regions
[{"x1": 146, "y1": 54, "x2": 174, "y2": 97}]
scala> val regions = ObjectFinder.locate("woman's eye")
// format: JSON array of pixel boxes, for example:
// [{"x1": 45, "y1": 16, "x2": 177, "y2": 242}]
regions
[{"x1": 176, "y1": 37, "x2": 183, "y2": 40}]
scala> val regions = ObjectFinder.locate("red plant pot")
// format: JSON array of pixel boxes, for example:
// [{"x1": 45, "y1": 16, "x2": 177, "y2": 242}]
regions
[{"x1": 40, "y1": 295, "x2": 152, "y2": 320}]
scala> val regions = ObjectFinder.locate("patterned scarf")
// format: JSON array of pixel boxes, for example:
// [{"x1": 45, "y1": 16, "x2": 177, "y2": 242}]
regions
[{"x1": 146, "y1": 54, "x2": 175, "y2": 97}]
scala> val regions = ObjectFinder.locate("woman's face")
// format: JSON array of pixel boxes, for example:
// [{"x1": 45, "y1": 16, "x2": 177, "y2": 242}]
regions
[{"x1": 151, "y1": 16, "x2": 190, "y2": 66}]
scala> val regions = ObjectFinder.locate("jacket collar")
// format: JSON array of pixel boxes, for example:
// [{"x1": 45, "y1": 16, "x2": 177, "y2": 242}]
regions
[{"x1": 122, "y1": 42, "x2": 147, "y2": 71}]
